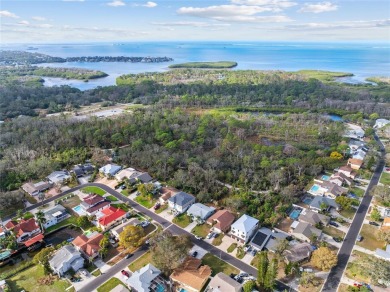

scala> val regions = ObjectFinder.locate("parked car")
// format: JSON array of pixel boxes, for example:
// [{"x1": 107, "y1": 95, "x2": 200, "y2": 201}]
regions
[
  {"x1": 125, "y1": 253, "x2": 133, "y2": 259},
  {"x1": 154, "y1": 203, "x2": 161, "y2": 210},
  {"x1": 67, "y1": 237, "x2": 74, "y2": 243},
  {"x1": 195, "y1": 235, "x2": 202, "y2": 240},
  {"x1": 121, "y1": 270, "x2": 130, "y2": 277},
  {"x1": 356, "y1": 234, "x2": 363, "y2": 242},
  {"x1": 368, "y1": 221, "x2": 379, "y2": 226},
  {"x1": 191, "y1": 251, "x2": 198, "y2": 258},
  {"x1": 141, "y1": 221, "x2": 150, "y2": 228},
  {"x1": 251, "y1": 249, "x2": 257, "y2": 256},
  {"x1": 206, "y1": 232, "x2": 214, "y2": 239},
  {"x1": 333, "y1": 237, "x2": 343, "y2": 243},
  {"x1": 234, "y1": 275, "x2": 243, "y2": 283},
  {"x1": 353, "y1": 282, "x2": 363, "y2": 288},
  {"x1": 239, "y1": 272, "x2": 249, "y2": 278},
  {"x1": 329, "y1": 221, "x2": 339, "y2": 227},
  {"x1": 243, "y1": 246, "x2": 251, "y2": 252}
]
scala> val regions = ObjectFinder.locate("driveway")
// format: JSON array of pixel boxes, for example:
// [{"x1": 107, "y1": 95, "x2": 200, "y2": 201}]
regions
[
  {"x1": 184, "y1": 221, "x2": 197, "y2": 232},
  {"x1": 189, "y1": 245, "x2": 208, "y2": 259},
  {"x1": 218, "y1": 235, "x2": 240, "y2": 253},
  {"x1": 156, "y1": 207, "x2": 175, "y2": 223}
]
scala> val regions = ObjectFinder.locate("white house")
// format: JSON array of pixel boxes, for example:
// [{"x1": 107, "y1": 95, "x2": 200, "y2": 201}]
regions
[
  {"x1": 43, "y1": 205, "x2": 68, "y2": 229},
  {"x1": 99, "y1": 164, "x2": 122, "y2": 176},
  {"x1": 47, "y1": 171, "x2": 71, "y2": 185},
  {"x1": 187, "y1": 203, "x2": 215, "y2": 222},
  {"x1": 374, "y1": 119, "x2": 390, "y2": 129},
  {"x1": 115, "y1": 167, "x2": 152, "y2": 183},
  {"x1": 168, "y1": 191, "x2": 196, "y2": 214},
  {"x1": 230, "y1": 214, "x2": 259, "y2": 243},
  {"x1": 5, "y1": 218, "x2": 41, "y2": 243},
  {"x1": 49, "y1": 245, "x2": 84, "y2": 276},
  {"x1": 126, "y1": 264, "x2": 162, "y2": 292}
]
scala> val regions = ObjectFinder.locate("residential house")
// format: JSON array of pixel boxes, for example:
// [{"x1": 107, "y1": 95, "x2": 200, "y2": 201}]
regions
[
  {"x1": 159, "y1": 187, "x2": 178, "y2": 205},
  {"x1": 111, "y1": 218, "x2": 141, "y2": 239},
  {"x1": 72, "y1": 232, "x2": 103, "y2": 260},
  {"x1": 97, "y1": 206, "x2": 127, "y2": 231},
  {"x1": 298, "y1": 209, "x2": 330, "y2": 227},
  {"x1": 168, "y1": 191, "x2": 196, "y2": 214},
  {"x1": 207, "y1": 210, "x2": 235, "y2": 233},
  {"x1": 348, "y1": 158, "x2": 364, "y2": 170},
  {"x1": 21, "y1": 181, "x2": 52, "y2": 196},
  {"x1": 329, "y1": 172, "x2": 353, "y2": 187},
  {"x1": 49, "y1": 245, "x2": 84, "y2": 276},
  {"x1": 80, "y1": 194, "x2": 110, "y2": 216},
  {"x1": 374, "y1": 119, "x2": 390, "y2": 129},
  {"x1": 170, "y1": 257, "x2": 212, "y2": 292},
  {"x1": 42, "y1": 205, "x2": 68, "y2": 229},
  {"x1": 250, "y1": 227, "x2": 288, "y2": 252},
  {"x1": 352, "y1": 149, "x2": 366, "y2": 161},
  {"x1": 319, "y1": 181, "x2": 347, "y2": 198},
  {"x1": 47, "y1": 171, "x2": 71, "y2": 185},
  {"x1": 291, "y1": 222, "x2": 322, "y2": 242},
  {"x1": 375, "y1": 244, "x2": 390, "y2": 261},
  {"x1": 349, "y1": 139, "x2": 366, "y2": 151},
  {"x1": 126, "y1": 264, "x2": 165, "y2": 292},
  {"x1": 187, "y1": 203, "x2": 215, "y2": 222},
  {"x1": 338, "y1": 166, "x2": 357, "y2": 179},
  {"x1": 0, "y1": 227, "x2": 5, "y2": 239},
  {"x1": 309, "y1": 196, "x2": 340, "y2": 212},
  {"x1": 376, "y1": 205, "x2": 390, "y2": 218},
  {"x1": 99, "y1": 164, "x2": 122, "y2": 177},
  {"x1": 71, "y1": 164, "x2": 94, "y2": 177},
  {"x1": 5, "y1": 218, "x2": 41, "y2": 243},
  {"x1": 115, "y1": 167, "x2": 152, "y2": 184},
  {"x1": 230, "y1": 214, "x2": 259, "y2": 243},
  {"x1": 283, "y1": 242, "x2": 314, "y2": 263},
  {"x1": 206, "y1": 272, "x2": 242, "y2": 292}
]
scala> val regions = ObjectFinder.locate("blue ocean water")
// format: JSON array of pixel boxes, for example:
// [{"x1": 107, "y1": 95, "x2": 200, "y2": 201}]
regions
[{"x1": 2, "y1": 42, "x2": 389, "y2": 90}]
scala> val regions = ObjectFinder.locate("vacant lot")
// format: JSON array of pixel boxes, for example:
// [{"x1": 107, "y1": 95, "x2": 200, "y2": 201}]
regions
[
  {"x1": 357, "y1": 224, "x2": 386, "y2": 251},
  {"x1": 8, "y1": 265, "x2": 71, "y2": 292},
  {"x1": 201, "y1": 253, "x2": 239, "y2": 276}
]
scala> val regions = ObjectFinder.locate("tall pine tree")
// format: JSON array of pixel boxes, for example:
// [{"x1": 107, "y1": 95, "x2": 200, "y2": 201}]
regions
[
  {"x1": 264, "y1": 258, "x2": 278, "y2": 290},
  {"x1": 257, "y1": 251, "x2": 269, "y2": 287}
]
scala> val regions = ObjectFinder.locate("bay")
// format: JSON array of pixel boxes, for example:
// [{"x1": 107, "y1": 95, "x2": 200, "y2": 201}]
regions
[{"x1": 1, "y1": 41, "x2": 389, "y2": 90}]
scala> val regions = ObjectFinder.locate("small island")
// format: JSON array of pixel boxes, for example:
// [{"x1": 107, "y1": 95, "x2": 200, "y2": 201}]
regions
[
  {"x1": 169, "y1": 61, "x2": 238, "y2": 69},
  {"x1": 295, "y1": 70, "x2": 354, "y2": 82}
]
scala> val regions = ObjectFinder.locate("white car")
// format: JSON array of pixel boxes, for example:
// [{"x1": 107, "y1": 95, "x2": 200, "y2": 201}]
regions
[
  {"x1": 195, "y1": 235, "x2": 202, "y2": 240},
  {"x1": 141, "y1": 221, "x2": 150, "y2": 228}
]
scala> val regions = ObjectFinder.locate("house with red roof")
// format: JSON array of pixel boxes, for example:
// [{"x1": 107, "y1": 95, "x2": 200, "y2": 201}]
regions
[
  {"x1": 72, "y1": 232, "x2": 104, "y2": 259},
  {"x1": 207, "y1": 210, "x2": 236, "y2": 233},
  {"x1": 80, "y1": 194, "x2": 110, "y2": 216},
  {"x1": 97, "y1": 206, "x2": 127, "y2": 231},
  {"x1": 5, "y1": 218, "x2": 41, "y2": 243}
]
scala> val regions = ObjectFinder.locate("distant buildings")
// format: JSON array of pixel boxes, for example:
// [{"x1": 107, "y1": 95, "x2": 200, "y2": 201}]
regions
[{"x1": 374, "y1": 119, "x2": 390, "y2": 129}]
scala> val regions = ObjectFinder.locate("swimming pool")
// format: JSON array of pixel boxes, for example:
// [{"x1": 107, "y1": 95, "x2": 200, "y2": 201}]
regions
[
  {"x1": 310, "y1": 185, "x2": 320, "y2": 192},
  {"x1": 289, "y1": 209, "x2": 302, "y2": 220},
  {"x1": 303, "y1": 197, "x2": 313, "y2": 205},
  {"x1": 155, "y1": 283, "x2": 166, "y2": 292},
  {"x1": 321, "y1": 175, "x2": 330, "y2": 181},
  {"x1": 179, "y1": 289, "x2": 188, "y2": 292},
  {"x1": 72, "y1": 205, "x2": 86, "y2": 215}
]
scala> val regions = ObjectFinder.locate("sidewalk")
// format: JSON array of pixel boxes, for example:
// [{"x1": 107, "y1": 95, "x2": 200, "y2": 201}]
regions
[{"x1": 353, "y1": 245, "x2": 375, "y2": 255}]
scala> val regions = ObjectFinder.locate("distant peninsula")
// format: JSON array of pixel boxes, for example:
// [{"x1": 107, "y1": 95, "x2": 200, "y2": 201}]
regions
[
  {"x1": 169, "y1": 61, "x2": 238, "y2": 69},
  {"x1": 0, "y1": 50, "x2": 173, "y2": 65}
]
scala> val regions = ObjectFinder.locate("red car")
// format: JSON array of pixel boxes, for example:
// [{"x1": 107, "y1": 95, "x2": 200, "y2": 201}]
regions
[
  {"x1": 121, "y1": 270, "x2": 130, "y2": 278},
  {"x1": 154, "y1": 203, "x2": 161, "y2": 210},
  {"x1": 353, "y1": 282, "x2": 363, "y2": 288}
]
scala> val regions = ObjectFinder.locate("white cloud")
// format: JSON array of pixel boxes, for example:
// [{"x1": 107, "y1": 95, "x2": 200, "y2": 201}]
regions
[
  {"x1": 177, "y1": 5, "x2": 292, "y2": 23},
  {"x1": 286, "y1": 19, "x2": 390, "y2": 30},
  {"x1": 0, "y1": 10, "x2": 19, "y2": 18},
  {"x1": 18, "y1": 20, "x2": 30, "y2": 25},
  {"x1": 231, "y1": 0, "x2": 297, "y2": 9},
  {"x1": 144, "y1": 1, "x2": 157, "y2": 8},
  {"x1": 32, "y1": 16, "x2": 46, "y2": 21},
  {"x1": 299, "y1": 2, "x2": 338, "y2": 13},
  {"x1": 107, "y1": 0, "x2": 126, "y2": 7},
  {"x1": 152, "y1": 21, "x2": 231, "y2": 27}
]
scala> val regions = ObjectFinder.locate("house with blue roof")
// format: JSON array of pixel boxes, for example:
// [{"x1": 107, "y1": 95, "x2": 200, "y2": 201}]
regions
[{"x1": 168, "y1": 191, "x2": 196, "y2": 214}]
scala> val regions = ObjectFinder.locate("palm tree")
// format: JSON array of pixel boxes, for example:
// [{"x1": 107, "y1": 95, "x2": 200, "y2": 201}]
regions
[{"x1": 35, "y1": 211, "x2": 47, "y2": 231}]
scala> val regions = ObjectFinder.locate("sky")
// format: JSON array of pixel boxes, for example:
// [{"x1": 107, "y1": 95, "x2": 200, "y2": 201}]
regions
[{"x1": 0, "y1": 0, "x2": 389, "y2": 43}]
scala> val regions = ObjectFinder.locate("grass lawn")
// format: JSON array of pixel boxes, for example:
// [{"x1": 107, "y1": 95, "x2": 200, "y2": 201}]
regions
[
  {"x1": 172, "y1": 213, "x2": 192, "y2": 228},
  {"x1": 201, "y1": 253, "x2": 239, "y2": 276},
  {"x1": 8, "y1": 265, "x2": 71, "y2": 292},
  {"x1": 345, "y1": 262, "x2": 370, "y2": 283},
  {"x1": 236, "y1": 247, "x2": 245, "y2": 259},
  {"x1": 323, "y1": 226, "x2": 346, "y2": 239},
  {"x1": 121, "y1": 190, "x2": 130, "y2": 196},
  {"x1": 44, "y1": 216, "x2": 79, "y2": 233},
  {"x1": 81, "y1": 186, "x2": 106, "y2": 196},
  {"x1": 106, "y1": 195, "x2": 118, "y2": 201},
  {"x1": 212, "y1": 234, "x2": 224, "y2": 246},
  {"x1": 114, "y1": 203, "x2": 130, "y2": 212},
  {"x1": 380, "y1": 172, "x2": 390, "y2": 185},
  {"x1": 191, "y1": 224, "x2": 210, "y2": 238},
  {"x1": 135, "y1": 195, "x2": 156, "y2": 209},
  {"x1": 97, "y1": 277, "x2": 129, "y2": 292},
  {"x1": 227, "y1": 243, "x2": 237, "y2": 253},
  {"x1": 339, "y1": 208, "x2": 357, "y2": 219},
  {"x1": 349, "y1": 187, "x2": 364, "y2": 198},
  {"x1": 155, "y1": 204, "x2": 168, "y2": 214},
  {"x1": 298, "y1": 277, "x2": 324, "y2": 292},
  {"x1": 128, "y1": 252, "x2": 154, "y2": 272},
  {"x1": 357, "y1": 224, "x2": 386, "y2": 251},
  {"x1": 91, "y1": 269, "x2": 102, "y2": 277}
]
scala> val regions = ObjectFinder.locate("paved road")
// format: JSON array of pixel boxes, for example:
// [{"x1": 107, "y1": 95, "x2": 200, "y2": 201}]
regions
[
  {"x1": 14, "y1": 182, "x2": 294, "y2": 291},
  {"x1": 322, "y1": 134, "x2": 385, "y2": 292}
]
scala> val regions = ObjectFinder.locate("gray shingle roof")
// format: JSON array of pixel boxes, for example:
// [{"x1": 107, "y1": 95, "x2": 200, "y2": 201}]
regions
[
  {"x1": 168, "y1": 191, "x2": 195, "y2": 207},
  {"x1": 187, "y1": 203, "x2": 215, "y2": 220},
  {"x1": 49, "y1": 245, "x2": 81, "y2": 271},
  {"x1": 231, "y1": 214, "x2": 259, "y2": 233},
  {"x1": 126, "y1": 264, "x2": 161, "y2": 292}
]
